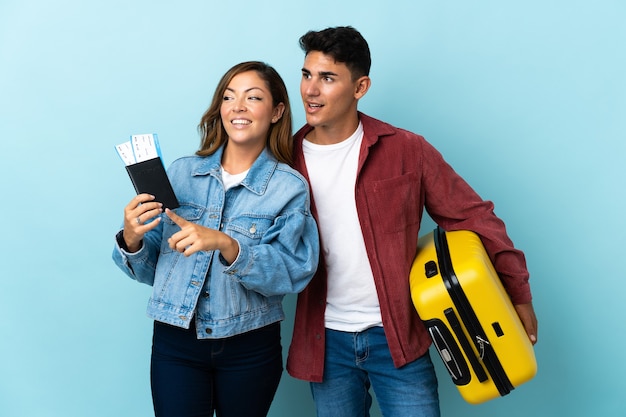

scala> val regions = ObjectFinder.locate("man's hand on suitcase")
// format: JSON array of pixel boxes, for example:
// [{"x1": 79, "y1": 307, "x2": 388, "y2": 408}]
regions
[{"x1": 515, "y1": 303, "x2": 538, "y2": 345}]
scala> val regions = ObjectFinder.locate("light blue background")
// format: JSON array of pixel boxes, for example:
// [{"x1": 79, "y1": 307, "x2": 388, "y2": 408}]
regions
[{"x1": 1, "y1": 1, "x2": 624, "y2": 416}]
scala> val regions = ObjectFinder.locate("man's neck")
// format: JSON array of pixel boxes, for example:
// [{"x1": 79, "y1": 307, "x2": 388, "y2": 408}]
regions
[{"x1": 306, "y1": 115, "x2": 360, "y2": 145}]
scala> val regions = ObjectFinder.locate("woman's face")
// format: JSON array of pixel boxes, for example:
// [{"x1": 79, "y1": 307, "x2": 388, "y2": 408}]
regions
[{"x1": 220, "y1": 70, "x2": 284, "y2": 150}]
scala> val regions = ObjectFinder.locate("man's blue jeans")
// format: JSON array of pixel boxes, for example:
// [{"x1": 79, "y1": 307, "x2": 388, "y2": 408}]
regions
[{"x1": 310, "y1": 327, "x2": 440, "y2": 417}]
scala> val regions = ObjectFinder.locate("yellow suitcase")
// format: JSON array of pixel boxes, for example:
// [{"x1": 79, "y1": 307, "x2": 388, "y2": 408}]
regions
[{"x1": 410, "y1": 227, "x2": 537, "y2": 404}]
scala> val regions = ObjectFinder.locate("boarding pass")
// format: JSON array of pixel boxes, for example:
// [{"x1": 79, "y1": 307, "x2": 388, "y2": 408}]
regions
[{"x1": 115, "y1": 133, "x2": 163, "y2": 166}]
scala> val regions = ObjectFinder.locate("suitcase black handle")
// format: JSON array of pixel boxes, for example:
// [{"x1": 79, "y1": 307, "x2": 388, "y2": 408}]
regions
[{"x1": 443, "y1": 308, "x2": 489, "y2": 383}]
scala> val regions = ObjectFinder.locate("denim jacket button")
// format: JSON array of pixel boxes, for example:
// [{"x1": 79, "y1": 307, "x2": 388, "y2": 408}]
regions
[
  {"x1": 179, "y1": 315, "x2": 188, "y2": 321},
  {"x1": 205, "y1": 328, "x2": 212, "y2": 334}
]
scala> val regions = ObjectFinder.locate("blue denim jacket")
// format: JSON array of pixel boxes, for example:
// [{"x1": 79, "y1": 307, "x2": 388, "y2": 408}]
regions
[{"x1": 112, "y1": 146, "x2": 319, "y2": 338}]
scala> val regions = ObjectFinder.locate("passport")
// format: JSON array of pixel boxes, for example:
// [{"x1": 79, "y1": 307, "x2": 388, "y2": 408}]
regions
[{"x1": 125, "y1": 157, "x2": 179, "y2": 209}]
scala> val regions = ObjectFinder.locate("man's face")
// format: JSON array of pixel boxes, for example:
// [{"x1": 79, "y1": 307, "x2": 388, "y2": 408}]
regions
[{"x1": 300, "y1": 51, "x2": 362, "y2": 135}]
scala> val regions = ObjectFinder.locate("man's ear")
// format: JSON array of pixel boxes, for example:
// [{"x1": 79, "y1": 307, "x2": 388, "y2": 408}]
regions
[{"x1": 354, "y1": 76, "x2": 371, "y2": 99}]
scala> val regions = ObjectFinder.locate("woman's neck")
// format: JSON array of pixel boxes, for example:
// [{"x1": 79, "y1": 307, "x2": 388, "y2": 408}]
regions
[{"x1": 221, "y1": 142, "x2": 264, "y2": 174}]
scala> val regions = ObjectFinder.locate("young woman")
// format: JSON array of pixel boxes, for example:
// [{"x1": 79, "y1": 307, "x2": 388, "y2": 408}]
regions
[{"x1": 112, "y1": 61, "x2": 319, "y2": 417}]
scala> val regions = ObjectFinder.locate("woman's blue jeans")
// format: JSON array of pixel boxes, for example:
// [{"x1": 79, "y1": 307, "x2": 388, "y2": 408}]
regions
[
  {"x1": 150, "y1": 320, "x2": 283, "y2": 417},
  {"x1": 310, "y1": 327, "x2": 440, "y2": 417}
]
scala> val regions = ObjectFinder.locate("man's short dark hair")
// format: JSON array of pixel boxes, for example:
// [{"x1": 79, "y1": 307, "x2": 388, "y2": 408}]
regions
[{"x1": 299, "y1": 26, "x2": 371, "y2": 79}]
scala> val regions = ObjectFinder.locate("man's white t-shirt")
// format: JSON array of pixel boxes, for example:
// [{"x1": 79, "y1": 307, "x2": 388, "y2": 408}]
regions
[{"x1": 303, "y1": 123, "x2": 383, "y2": 331}]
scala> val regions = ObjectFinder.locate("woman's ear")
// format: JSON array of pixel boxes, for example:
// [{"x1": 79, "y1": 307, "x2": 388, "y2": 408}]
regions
[{"x1": 272, "y1": 102, "x2": 285, "y2": 123}]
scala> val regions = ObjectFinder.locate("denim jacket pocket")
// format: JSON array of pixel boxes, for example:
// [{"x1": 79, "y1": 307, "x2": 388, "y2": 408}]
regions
[
  {"x1": 225, "y1": 215, "x2": 273, "y2": 246},
  {"x1": 160, "y1": 204, "x2": 206, "y2": 254}
]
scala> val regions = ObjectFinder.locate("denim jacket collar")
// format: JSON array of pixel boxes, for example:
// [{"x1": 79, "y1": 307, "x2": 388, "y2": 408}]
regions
[{"x1": 192, "y1": 145, "x2": 278, "y2": 196}]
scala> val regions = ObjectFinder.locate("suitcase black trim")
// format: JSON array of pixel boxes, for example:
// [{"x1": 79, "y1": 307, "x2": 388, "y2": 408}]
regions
[{"x1": 433, "y1": 226, "x2": 515, "y2": 397}]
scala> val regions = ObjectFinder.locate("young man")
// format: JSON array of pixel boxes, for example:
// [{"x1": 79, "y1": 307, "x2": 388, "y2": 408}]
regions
[{"x1": 286, "y1": 26, "x2": 538, "y2": 417}]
